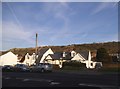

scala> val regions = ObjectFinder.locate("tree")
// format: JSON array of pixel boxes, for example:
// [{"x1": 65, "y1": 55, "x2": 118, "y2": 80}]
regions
[
  {"x1": 118, "y1": 49, "x2": 120, "y2": 62},
  {"x1": 96, "y1": 48, "x2": 111, "y2": 63}
]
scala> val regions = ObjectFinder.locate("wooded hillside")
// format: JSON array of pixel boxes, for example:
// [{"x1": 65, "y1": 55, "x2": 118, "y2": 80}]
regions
[{"x1": 1, "y1": 41, "x2": 119, "y2": 57}]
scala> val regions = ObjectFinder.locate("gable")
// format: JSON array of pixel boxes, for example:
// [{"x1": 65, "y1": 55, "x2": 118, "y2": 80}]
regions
[
  {"x1": 44, "y1": 48, "x2": 54, "y2": 55},
  {"x1": 45, "y1": 55, "x2": 53, "y2": 60},
  {"x1": 76, "y1": 51, "x2": 89, "y2": 60},
  {"x1": 38, "y1": 47, "x2": 49, "y2": 55},
  {"x1": 78, "y1": 53, "x2": 87, "y2": 60},
  {"x1": 19, "y1": 53, "x2": 30, "y2": 63},
  {"x1": 35, "y1": 48, "x2": 54, "y2": 63},
  {"x1": 0, "y1": 51, "x2": 17, "y2": 59},
  {"x1": 71, "y1": 53, "x2": 86, "y2": 61},
  {"x1": 0, "y1": 52, "x2": 18, "y2": 66}
]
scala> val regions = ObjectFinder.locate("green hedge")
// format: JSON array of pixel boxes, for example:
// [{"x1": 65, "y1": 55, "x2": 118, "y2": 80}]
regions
[
  {"x1": 52, "y1": 64, "x2": 60, "y2": 70},
  {"x1": 63, "y1": 61, "x2": 86, "y2": 68}
]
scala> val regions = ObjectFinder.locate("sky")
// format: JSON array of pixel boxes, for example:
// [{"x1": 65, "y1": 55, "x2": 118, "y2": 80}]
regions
[{"x1": 1, "y1": 2, "x2": 118, "y2": 51}]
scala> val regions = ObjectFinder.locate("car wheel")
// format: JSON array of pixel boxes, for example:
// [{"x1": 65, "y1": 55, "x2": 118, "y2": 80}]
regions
[
  {"x1": 30, "y1": 70, "x2": 33, "y2": 72},
  {"x1": 41, "y1": 68, "x2": 44, "y2": 73}
]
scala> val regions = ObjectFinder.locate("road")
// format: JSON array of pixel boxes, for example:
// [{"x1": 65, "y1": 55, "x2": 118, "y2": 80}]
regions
[{"x1": 2, "y1": 70, "x2": 120, "y2": 89}]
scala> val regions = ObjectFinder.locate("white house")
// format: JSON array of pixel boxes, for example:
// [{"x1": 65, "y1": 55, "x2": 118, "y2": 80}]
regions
[
  {"x1": 35, "y1": 47, "x2": 54, "y2": 64},
  {"x1": 19, "y1": 53, "x2": 37, "y2": 66},
  {"x1": 0, "y1": 51, "x2": 18, "y2": 66},
  {"x1": 45, "y1": 52, "x2": 72, "y2": 68},
  {"x1": 71, "y1": 51, "x2": 86, "y2": 62},
  {"x1": 71, "y1": 50, "x2": 91, "y2": 68},
  {"x1": 71, "y1": 50, "x2": 102, "y2": 69},
  {"x1": 35, "y1": 47, "x2": 102, "y2": 69},
  {"x1": 45, "y1": 50, "x2": 99, "y2": 69}
]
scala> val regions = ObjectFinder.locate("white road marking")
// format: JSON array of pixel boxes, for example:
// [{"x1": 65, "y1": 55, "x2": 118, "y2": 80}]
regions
[
  {"x1": 20, "y1": 78, "x2": 53, "y2": 83},
  {"x1": 15, "y1": 78, "x2": 24, "y2": 80},
  {"x1": 78, "y1": 83, "x2": 118, "y2": 88},
  {"x1": 31, "y1": 79, "x2": 53, "y2": 82},
  {"x1": 23, "y1": 79, "x2": 30, "y2": 81},
  {"x1": 50, "y1": 82, "x2": 60, "y2": 85},
  {"x1": 21, "y1": 78, "x2": 60, "y2": 86},
  {"x1": 5, "y1": 77, "x2": 11, "y2": 79}
]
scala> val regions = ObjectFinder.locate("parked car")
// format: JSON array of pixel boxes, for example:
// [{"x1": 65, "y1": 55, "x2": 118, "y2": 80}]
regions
[
  {"x1": 95, "y1": 63, "x2": 102, "y2": 69},
  {"x1": 30, "y1": 63, "x2": 53, "y2": 72},
  {"x1": 14, "y1": 64, "x2": 30, "y2": 72},
  {"x1": 2, "y1": 65, "x2": 14, "y2": 72}
]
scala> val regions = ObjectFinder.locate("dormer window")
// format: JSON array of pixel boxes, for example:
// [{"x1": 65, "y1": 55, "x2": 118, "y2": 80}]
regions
[
  {"x1": 71, "y1": 51, "x2": 76, "y2": 57},
  {"x1": 63, "y1": 52, "x2": 66, "y2": 57}
]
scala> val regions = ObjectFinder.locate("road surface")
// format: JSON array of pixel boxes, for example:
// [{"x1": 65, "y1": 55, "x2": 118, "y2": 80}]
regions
[{"x1": 2, "y1": 70, "x2": 120, "y2": 89}]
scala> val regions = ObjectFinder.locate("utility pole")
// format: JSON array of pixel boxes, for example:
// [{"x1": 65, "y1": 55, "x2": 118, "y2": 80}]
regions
[{"x1": 35, "y1": 33, "x2": 38, "y2": 55}]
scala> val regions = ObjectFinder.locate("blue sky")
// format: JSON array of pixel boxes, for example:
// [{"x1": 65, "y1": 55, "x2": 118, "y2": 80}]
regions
[{"x1": 2, "y1": 2, "x2": 118, "y2": 51}]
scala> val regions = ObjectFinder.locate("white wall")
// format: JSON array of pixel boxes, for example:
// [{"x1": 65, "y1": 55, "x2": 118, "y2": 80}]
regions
[
  {"x1": 71, "y1": 51, "x2": 76, "y2": 57},
  {"x1": 83, "y1": 60, "x2": 94, "y2": 68},
  {"x1": 22, "y1": 53, "x2": 36, "y2": 66},
  {"x1": 45, "y1": 55, "x2": 64, "y2": 68},
  {"x1": 71, "y1": 53, "x2": 86, "y2": 62},
  {"x1": 40, "y1": 48, "x2": 54, "y2": 63},
  {"x1": 0, "y1": 52, "x2": 18, "y2": 66},
  {"x1": 71, "y1": 50, "x2": 99, "y2": 69}
]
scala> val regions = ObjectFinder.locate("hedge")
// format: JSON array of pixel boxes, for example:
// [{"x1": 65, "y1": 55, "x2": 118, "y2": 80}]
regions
[{"x1": 63, "y1": 61, "x2": 86, "y2": 68}]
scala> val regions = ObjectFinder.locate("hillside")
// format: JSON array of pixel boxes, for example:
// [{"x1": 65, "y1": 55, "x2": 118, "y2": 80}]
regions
[{"x1": 1, "y1": 41, "x2": 119, "y2": 57}]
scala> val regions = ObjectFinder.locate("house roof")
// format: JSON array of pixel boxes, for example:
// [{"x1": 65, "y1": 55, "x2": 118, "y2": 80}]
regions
[
  {"x1": 19, "y1": 53, "x2": 30, "y2": 63},
  {"x1": 0, "y1": 51, "x2": 17, "y2": 58},
  {"x1": 19, "y1": 54, "x2": 25, "y2": 63},
  {"x1": 76, "y1": 51, "x2": 89, "y2": 60},
  {"x1": 45, "y1": 52, "x2": 72, "y2": 60},
  {"x1": 48, "y1": 53, "x2": 62, "y2": 60},
  {"x1": 38, "y1": 47, "x2": 49, "y2": 55},
  {"x1": 19, "y1": 53, "x2": 36, "y2": 63},
  {"x1": 63, "y1": 52, "x2": 72, "y2": 60},
  {"x1": 35, "y1": 47, "x2": 49, "y2": 63}
]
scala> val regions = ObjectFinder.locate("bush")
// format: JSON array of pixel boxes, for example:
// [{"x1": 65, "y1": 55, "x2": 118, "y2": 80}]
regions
[
  {"x1": 63, "y1": 61, "x2": 86, "y2": 68},
  {"x1": 52, "y1": 64, "x2": 60, "y2": 70},
  {"x1": 96, "y1": 47, "x2": 112, "y2": 63},
  {"x1": 62, "y1": 66, "x2": 82, "y2": 70},
  {"x1": 99, "y1": 63, "x2": 120, "y2": 72}
]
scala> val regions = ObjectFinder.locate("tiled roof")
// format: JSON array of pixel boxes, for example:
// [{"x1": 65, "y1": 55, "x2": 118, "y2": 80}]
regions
[
  {"x1": 76, "y1": 50, "x2": 89, "y2": 60},
  {"x1": 46, "y1": 52, "x2": 72, "y2": 60},
  {"x1": 35, "y1": 47, "x2": 49, "y2": 63},
  {"x1": 19, "y1": 55, "x2": 25, "y2": 62}
]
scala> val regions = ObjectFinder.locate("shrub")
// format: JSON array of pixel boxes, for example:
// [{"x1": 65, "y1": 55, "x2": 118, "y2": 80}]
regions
[
  {"x1": 63, "y1": 61, "x2": 86, "y2": 68},
  {"x1": 96, "y1": 47, "x2": 112, "y2": 63},
  {"x1": 52, "y1": 64, "x2": 60, "y2": 70}
]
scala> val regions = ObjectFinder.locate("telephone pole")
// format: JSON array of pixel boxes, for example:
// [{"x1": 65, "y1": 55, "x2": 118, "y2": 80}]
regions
[{"x1": 35, "y1": 33, "x2": 38, "y2": 55}]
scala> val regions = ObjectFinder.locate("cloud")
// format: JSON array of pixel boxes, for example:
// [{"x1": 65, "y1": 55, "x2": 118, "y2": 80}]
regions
[
  {"x1": 6, "y1": 2, "x2": 23, "y2": 29},
  {"x1": 91, "y1": 2, "x2": 117, "y2": 15},
  {"x1": 2, "y1": 21, "x2": 34, "y2": 44},
  {"x1": 0, "y1": 26, "x2": 2, "y2": 51},
  {"x1": 2, "y1": 2, "x2": 71, "y2": 46},
  {"x1": 2, "y1": 20, "x2": 59, "y2": 50},
  {"x1": 41, "y1": 2, "x2": 73, "y2": 41},
  {"x1": 49, "y1": 20, "x2": 100, "y2": 43},
  {"x1": 110, "y1": 34, "x2": 118, "y2": 41},
  {"x1": 2, "y1": 0, "x2": 119, "y2": 2},
  {"x1": 2, "y1": 2, "x2": 117, "y2": 50}
]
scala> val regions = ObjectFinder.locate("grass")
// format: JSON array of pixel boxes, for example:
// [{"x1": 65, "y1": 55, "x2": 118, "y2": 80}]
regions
[
  {"x1": 62, "y1": 66, "x2": 83, "y2": 70},
  {"x1": 58, "y1": 63, "x2": 120, "y2": 73},
  {"x1": 98, "y1": 63, "x2": 120, "y2": 72}
]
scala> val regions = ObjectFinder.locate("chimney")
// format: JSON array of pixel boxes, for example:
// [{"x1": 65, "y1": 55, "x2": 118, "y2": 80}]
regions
[{"x1": 63, "y1": 52, "x2": 66, "y2": 57}]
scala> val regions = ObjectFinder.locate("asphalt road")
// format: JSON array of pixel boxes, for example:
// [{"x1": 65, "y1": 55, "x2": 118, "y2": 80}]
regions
[{"x1": 2, "y1": 70, "x2": 120, "y2": 89}]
